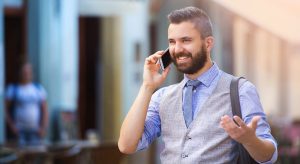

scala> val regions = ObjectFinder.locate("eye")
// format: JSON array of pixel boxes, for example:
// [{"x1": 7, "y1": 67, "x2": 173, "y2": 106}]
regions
[
  {"x1": 182, "y1": 39, "x2": 191, "y2": 43},
  {"x1": 168, "y1": 40, "x2": 175, "y2": 45}
]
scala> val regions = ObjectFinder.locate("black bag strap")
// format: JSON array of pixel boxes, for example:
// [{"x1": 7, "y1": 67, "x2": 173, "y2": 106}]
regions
[
  {"x1": 230, "y1": 77, "x2": 243, "y2": 118},
  {"x1": 230, "y1": 77, "x2": 258, "y2": 164}
]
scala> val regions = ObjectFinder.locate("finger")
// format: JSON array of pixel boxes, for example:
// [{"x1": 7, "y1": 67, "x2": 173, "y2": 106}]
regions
[
  {"x1": 220, "y1": 115, "x2": 230, "y2": 127},
  {"x1": 220, "y1": 118, "x2": 241, "y2": 139},
  {"x1": 153, "y1": 50, "x2": 164, "y2": 58},
  {"x1": 233, "y1": 115, "x2": 246, "y2": 128},
  {"x1": 250, "y1": 116, "x2": 261, "y2": 130},
  {"x1": 146, "y1": 51, "x2": 164, "y2": 64},
  {"x1": 222, "y1": 115, "x2": 235, "y2": 125},
  {"x1": 154, "y1": 50, "x2": 164, "y2": 56},
  {"x1": 152, "y1": 51, "x2": 164, "y2": 59},
  {"x1": 220, "y1": 115, "x2": 233, "y2": 124},
  {"x1": 156, "y1": 60, "x2": 161, "y2": 66},
  {"x1": 145, "y1": 56, "x2": 158, "y2": 65},
  {"x1": 145, "y1": 57, "x2": 151, "y2": 64},
  {"x1": 220, "y1": 115, "x2": 238, "y2": 129},
  {"x1": 148, "y1": 55, "x2": 159, "y2": 64}
]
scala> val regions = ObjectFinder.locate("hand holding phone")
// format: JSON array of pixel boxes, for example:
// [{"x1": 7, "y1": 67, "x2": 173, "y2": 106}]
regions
[{"x1": 158, "y1": 48, "x2": 172, "y2": 70}]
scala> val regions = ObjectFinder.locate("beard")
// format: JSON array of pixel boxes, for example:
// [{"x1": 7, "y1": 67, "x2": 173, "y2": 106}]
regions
[{"x1": 171, "y1": 44, "x2": 207, "y2": 74}]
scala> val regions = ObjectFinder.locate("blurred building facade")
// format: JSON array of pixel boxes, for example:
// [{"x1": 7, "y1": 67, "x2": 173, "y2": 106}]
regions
[
  {"x1": 0, "y1": 0, "x2": 150, "y2": 150},
  {"x1": 0, "y1": 0, "x2": 151, "y2": 163},
  {"x1": 211, "y1": 0, "x2": 300, "y2": 120},
  {"x1": 0, "y1": 0, "x2": 300, "y2": 163}
]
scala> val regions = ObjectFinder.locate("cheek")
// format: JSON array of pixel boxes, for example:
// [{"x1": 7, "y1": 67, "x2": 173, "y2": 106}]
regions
[
  {"x1": 168, "y1": 46, "x2": 176, "y2": 57},
  {"x1": 169, "y1": 44, "x2": 198, "y2": 56},
  {"x1": 184, "y1": 42, "x2": 199, "y2": 51},
  {"x1": 184, "y1": 46, "x2": 197, "y2": 56},
  {"x1": 191, "y1": 45, "x2": 203, "y2": 54}
]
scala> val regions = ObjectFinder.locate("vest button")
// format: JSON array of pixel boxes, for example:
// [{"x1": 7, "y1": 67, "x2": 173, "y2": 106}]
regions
[
  {"x1": 181, "y1": 153, "x2": 188, "y2": 158},
  {"x1": 186, "y1": 136, "x2": 192, "y2": 140}
]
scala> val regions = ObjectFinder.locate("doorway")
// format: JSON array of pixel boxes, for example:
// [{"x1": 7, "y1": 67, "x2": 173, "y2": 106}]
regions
[
  {"x1": 4, "y1": 6, "x2": 27, "y2": 85},
  {"x1": 78, "y1": 17, "x2": 102, "y2": 139}
]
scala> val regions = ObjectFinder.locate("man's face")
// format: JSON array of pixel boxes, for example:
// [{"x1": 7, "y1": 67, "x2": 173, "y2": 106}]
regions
[
  {"x1": 168, "y1": 21, "x2": 208, "y2": 74},
  {"x1": 21, "y1": 64, "x2": 33, "y2": 82}
]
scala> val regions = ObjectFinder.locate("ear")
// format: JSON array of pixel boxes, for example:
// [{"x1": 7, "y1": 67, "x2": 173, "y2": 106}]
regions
[{"x1": 205, "y1": 36, "x2": 214, "y2": 52}]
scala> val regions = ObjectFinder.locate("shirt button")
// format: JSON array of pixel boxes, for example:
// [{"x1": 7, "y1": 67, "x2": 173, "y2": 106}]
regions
[{"x1": 186, "y1": 136, "x2": 192, "y2": 140}]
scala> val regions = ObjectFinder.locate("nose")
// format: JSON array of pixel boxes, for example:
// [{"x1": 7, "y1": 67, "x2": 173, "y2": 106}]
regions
[{"x1": 174, "y1": 43, "x2": 184, "y2": 55}]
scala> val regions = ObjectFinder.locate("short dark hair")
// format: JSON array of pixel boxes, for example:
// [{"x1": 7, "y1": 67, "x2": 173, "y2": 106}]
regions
[{"x1": 167, "y1": 6, "x2": 213, "y2": 39}]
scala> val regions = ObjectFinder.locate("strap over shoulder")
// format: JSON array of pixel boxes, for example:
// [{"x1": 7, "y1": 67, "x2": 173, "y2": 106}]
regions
[
  {"x1": 230, "y1": 77, "x2": 258, "y2": 164},
  {"x1": 230, "y1": 77, "x2": 244, "y2": 118}
]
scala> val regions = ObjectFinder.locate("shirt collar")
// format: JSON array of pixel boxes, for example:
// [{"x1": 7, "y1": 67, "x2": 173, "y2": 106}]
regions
[{"x1": 183, "y1": 62, "x2": 220, "y2": 87}]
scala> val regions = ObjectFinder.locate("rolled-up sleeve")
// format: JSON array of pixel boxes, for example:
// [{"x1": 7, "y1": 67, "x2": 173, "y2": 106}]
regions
[
  {"x1": 239, "y1": 80, "x2": 278, "y2": 163},
  {"x1": 136, "y1": 88, "x2": 165, "y2": 151}
]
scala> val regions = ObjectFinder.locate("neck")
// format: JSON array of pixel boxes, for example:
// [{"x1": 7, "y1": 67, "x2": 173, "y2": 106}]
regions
[
  {"x1": 185, "y1": 59, "x2": 213, "y2": 80},
  {"x1": 20, "y1": 80, "x2": 31, "y2": 85}
]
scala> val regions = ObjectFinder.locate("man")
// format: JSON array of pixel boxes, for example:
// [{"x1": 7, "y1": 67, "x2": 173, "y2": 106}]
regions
[
  {"x1": 118, "y1": 7, "x2": 277, "y2": 163},
  {"x1": 5, "y1": 62, "x2": 48, "y2": 146}
]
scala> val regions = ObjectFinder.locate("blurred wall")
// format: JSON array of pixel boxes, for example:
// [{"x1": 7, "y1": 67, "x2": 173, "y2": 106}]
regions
[
  {"x1": 79, "y1": 1, "x2": 150, "y2": 163},
  {"x1": 27, "y1": 0, "x2": 79, "y2": 141},
  {"x1": 211, "y1": 0, "x2": 300, "y2": 120},
  {"x1": 79, "y1": 0, "x2": 149, "y2": 141}
]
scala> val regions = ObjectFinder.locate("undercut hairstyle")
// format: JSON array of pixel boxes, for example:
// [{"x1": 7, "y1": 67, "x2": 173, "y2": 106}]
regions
[{"x1": 167, "y1": 6, "x2": 213, "y2": 39}]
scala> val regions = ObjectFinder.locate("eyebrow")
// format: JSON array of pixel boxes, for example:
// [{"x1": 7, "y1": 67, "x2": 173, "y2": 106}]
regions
[
  {"x1": 181, "y1": 36, "x2": 192, "y2": 40},
  {"x1": 168, "y1": 36, "x2": 192, "y2": 41}
]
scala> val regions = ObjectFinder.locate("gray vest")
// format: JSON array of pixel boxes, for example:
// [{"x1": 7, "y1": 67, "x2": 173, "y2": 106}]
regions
[{"x1": 159, "y1": 72, "x2": 240, "y2": 164}]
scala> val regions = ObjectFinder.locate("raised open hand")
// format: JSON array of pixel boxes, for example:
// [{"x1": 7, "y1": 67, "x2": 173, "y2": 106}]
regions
[{"x1": 220, "y1": 115, "x2": 261, "y2": 145}]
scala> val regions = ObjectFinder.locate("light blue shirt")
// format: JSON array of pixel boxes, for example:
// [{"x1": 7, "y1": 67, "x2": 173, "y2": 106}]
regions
[
  {"x1": 137, "y1": 63, "x2": 277, "y2": 163},
  {"x1": 6, "y1": 83, "x2": 47, "y2": 131}
]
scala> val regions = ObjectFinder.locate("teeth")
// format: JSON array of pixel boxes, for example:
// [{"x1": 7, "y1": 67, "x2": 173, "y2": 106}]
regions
[{"x1": 178, "y1": 56, "x2": 188, "y2": 60}]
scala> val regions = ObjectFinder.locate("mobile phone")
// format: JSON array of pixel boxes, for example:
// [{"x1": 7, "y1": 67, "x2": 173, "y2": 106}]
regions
[{"x1": 159, "y1": 48, "x2": 172, "y2": 70}]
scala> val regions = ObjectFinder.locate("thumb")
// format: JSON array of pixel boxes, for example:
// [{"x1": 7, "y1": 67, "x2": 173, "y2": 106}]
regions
[{"x1": 250, "y1": 116, "x2": 260, "y2": 130}]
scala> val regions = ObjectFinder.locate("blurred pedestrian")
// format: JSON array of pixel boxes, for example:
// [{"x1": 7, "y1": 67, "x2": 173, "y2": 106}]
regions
[{"x1": 5, "y1": 62, "x2": 48, "y2": 146}]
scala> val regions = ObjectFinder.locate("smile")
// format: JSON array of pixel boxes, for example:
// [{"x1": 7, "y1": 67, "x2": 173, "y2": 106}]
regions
[{"x1": 177, "y1": 56, "x2": 191, "y2": 63}]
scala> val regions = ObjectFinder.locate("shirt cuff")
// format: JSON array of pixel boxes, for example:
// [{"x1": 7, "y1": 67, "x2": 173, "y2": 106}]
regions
[
  {"x1": 257, "y1": 138, "x2": 278, "y2": 164},
  {"x1": 136, "y1": 135, "x2": 149, "y2": 152}
]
